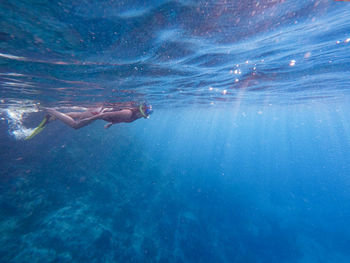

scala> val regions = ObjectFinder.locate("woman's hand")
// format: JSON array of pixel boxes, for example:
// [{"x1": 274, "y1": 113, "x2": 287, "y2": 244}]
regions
[{"x1": 104, "y1": 123, "x2": 113, "y2": 129}]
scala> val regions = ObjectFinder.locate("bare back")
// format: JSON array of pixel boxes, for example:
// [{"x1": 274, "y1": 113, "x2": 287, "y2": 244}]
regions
[{"x1": 100, "y1": 109, "x2": 135, "y2": 123}]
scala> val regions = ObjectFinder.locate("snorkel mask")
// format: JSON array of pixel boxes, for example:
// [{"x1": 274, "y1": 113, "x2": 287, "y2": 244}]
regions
[{"x1": 139, "y1": 104, "x2": 153, "y2": 118}]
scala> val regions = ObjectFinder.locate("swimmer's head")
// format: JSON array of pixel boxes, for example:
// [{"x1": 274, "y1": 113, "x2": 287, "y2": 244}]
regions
[{"x1": 139, "y1": 103, "x2": 153, "y2": 118}]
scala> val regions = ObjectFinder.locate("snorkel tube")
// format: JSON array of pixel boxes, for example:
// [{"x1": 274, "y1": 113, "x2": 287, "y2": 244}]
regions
[{"x1": 139, "y1": 105, "x2": 148, "y2": 118}]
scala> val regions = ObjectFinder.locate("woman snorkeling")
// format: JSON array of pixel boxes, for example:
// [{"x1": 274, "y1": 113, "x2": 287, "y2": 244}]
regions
[{"x1": 25, "y1": 103, "x2": 153, "y2": 139}]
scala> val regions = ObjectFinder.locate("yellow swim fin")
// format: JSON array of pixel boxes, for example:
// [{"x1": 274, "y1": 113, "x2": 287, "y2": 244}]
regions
[{"x1": 25, "y1": 116, "x2": 49, "y2": 140}]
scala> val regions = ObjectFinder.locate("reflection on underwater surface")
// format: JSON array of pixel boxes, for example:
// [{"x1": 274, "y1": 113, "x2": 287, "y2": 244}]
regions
[
  {"x1": 1, "y1": 0, "x2": 350, "y2": 262},
  {"x1": 0, "y1": 0, "x2": 350, "y2": 107}
]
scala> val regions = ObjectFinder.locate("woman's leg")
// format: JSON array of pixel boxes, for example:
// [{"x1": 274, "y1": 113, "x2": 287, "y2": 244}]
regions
[
  {"x1": 66, "y1": 111, "x2": 94, "y2": 119},
  {"x1": 65, "y1": 106, "x2": 103, "y2": 119},
  {"x1": 45, "y1": 108, "x2": 97, "y2": 129}
]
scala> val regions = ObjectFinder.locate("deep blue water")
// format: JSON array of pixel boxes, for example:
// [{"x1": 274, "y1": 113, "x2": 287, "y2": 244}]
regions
[{"x1": 1, "y1": 0, "x2": 350, "y2": 262}]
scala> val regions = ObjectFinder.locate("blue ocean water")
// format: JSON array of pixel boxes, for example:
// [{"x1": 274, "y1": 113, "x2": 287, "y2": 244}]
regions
[{"x1": 1, "y1": 0, "x2": 350, "y2": 262}]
